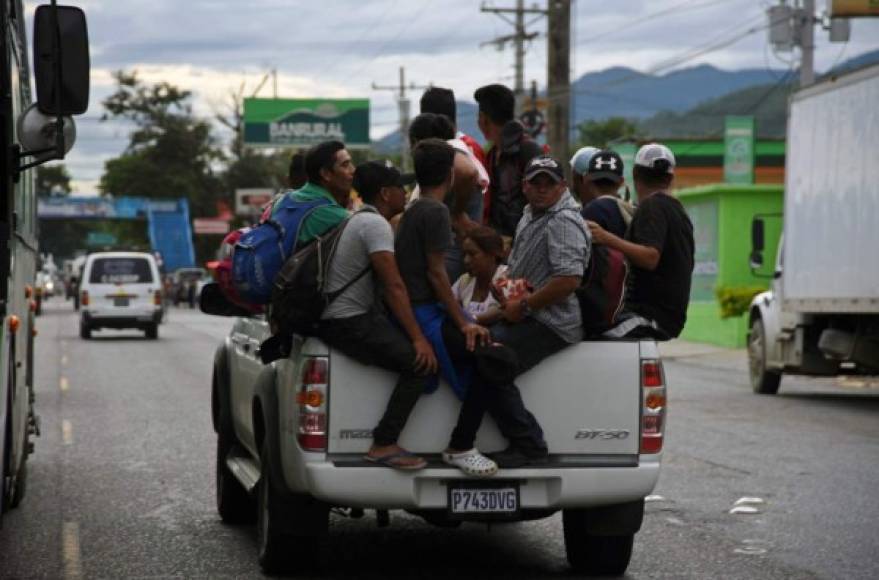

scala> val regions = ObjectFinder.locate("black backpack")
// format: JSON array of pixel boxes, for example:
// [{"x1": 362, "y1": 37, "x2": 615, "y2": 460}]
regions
[{"x1": 268, "y1": 209, "x2": 374, "y2": 342}]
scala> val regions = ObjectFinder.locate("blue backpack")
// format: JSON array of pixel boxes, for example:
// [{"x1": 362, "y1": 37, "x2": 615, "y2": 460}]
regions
[{"x1": 232, "y1": 195, "x2": 331, "y2": 304}]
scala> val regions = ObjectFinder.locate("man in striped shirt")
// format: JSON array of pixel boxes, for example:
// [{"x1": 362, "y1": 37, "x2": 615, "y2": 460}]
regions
[{"x1": 446, "y1": 155, "x2": 591, "y2": 468}]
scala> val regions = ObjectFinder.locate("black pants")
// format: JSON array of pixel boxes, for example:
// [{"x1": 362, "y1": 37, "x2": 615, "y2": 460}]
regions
[
  {"x1": 318, "y1": 311, "x2": 429, "y2": 447},
  {"x1": 446, "y1": 318, "x2": 569, "y2": 453}
]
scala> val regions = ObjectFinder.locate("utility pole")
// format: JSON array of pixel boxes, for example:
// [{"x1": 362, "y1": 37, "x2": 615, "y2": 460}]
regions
[
  {"x1": 798, "y1": 0, "x2": 815, "y2": 87},
  {"x1": 480, "y1": 1, "x2": 545, "y2": 111},
  {"x1": 768, "y1": 0, "x2": 853, "y2": 89},
  {"x1": 372, "y1": 67, "x2": 431, "y2": 171},
  {"x1": 546, "y1": 0, "x2": 571, "y2": 168}
]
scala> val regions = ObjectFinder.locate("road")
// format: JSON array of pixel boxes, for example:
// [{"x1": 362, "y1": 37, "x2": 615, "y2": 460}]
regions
[{"x1": 1, "y1": 302, "x2": 877, "y2": 579}]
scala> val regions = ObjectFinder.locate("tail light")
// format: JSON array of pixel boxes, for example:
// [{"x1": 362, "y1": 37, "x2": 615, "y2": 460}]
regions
[
  {"x1": 640, "y1": 359, "x2": 666, "y2": 454},
  {"x1": 154, "y1": 290, "x2": 162, "y2": 306},
  {"x1": 297, "y1": 356, "x2": 328, "y2": 451},
  {"x1": 81, "y1": 290, "x2": 90, "y2": 306}
]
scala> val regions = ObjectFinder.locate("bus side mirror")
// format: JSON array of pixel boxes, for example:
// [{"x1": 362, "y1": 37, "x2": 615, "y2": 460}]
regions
[{"x1": 34, "y1": 5, "x2": 90, "y2": 116}]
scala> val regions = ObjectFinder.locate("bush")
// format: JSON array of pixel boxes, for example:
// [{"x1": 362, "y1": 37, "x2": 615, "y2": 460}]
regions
[{"x1": 715, "y1": 286, "x2": 766, "y2": 319}]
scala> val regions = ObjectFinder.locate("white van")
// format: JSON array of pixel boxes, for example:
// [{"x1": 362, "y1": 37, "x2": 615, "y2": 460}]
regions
[{"x1": 79, "y1": 252, "x2": 163, "y2": 339}]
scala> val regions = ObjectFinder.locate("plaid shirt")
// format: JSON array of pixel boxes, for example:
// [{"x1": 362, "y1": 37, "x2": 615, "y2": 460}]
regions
[{"x1": 508, "y1": 189, "x2": 591, "y2": 343}]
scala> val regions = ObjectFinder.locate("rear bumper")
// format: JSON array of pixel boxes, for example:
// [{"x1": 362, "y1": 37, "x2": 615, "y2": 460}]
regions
[
  {"x1": 82, "y1": 311, "x2": 160, "y2": 328},
  {"x1": 301, "y1": 456, "x2": 661, "y2": 510}
]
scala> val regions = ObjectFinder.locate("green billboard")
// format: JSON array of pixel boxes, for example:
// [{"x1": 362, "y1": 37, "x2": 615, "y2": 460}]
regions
[
  {"x1": 723, "y1": 115, "x2": 755, "y2": 184},
  {"x1": 243, "y1": 98, "x2": 370, "y2": 148}
]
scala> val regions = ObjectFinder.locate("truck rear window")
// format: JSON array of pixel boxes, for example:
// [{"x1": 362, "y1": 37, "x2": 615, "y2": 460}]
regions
[{"x1": 88, "y1": 258, "x2": 154, "y2": 284}]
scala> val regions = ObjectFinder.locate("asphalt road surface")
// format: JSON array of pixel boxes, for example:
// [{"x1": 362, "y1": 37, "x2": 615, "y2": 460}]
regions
[{"x1": 1, "y1": 302, "x2": 877, "y2": 579}]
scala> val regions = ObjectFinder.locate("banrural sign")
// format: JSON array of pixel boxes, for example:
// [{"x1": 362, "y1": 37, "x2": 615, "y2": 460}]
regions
[{"x1": 243, "y1": 98, "x2": 370, "y2": 148}]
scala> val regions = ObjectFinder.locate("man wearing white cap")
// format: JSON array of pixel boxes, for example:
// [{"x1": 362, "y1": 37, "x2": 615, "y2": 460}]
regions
[{"x1": 587, "y1": 143, "x2": 694, "y2": 339}]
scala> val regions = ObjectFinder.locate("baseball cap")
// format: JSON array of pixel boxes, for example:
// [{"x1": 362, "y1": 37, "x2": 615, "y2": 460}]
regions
[
  {"x1": 353, "y1": 160, "x2": 415, "y2": 201},
  {"x1": 634, "y1": 143, "x2": 676, "y2": 174},
  {"x1": 585, "y1": 149, "x2": 624, "y2": 183},
  {"x1": 524, "y1": 155, "x2": 565, "y2": 183},
  {"x1": 569, "y1": 146, "x2": 600, "y2": 176}
]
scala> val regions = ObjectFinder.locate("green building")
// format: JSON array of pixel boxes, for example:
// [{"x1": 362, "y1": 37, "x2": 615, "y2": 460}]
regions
[{"x1": 677, "y1": 184, "x2": 784, "y2": 347}]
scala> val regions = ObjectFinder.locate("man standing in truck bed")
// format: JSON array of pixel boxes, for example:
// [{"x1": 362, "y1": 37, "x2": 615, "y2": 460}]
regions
[{"x1": 475, "y1": 84, "x2": 543, "y2": 240}]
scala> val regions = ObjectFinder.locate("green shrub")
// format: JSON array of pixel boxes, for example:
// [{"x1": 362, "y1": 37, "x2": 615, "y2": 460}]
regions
[{"x1": 715, "y1": 285, "x2": 766, "y2": 319}]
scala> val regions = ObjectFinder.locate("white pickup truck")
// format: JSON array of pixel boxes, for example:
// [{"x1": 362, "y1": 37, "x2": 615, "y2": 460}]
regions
[{"x1": 207, "y1": 304, "x2": 666, "y2": 576}]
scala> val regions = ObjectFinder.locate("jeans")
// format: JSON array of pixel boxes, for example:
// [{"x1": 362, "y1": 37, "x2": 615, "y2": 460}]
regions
[
  {"x1": 317, "y1": 310, "x2": 429, "y2": 446},
  {"x1": 447, "y1": 318, "x2": 569, "y2": 453}
]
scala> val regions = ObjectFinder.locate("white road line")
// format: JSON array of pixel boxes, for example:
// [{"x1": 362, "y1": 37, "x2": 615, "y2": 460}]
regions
[
  {"x1": 62, "y1": 420, "x2": 73, "y2": 445},
  {"x1": 62, "y1": 521, "x2": 82, "y2": 579},
  {"x1": 61, "y1": 355, "x2": 69, "y2": 366},
  {"x1": 59, "y1": 376, "x2": 69, "y2": 392}
]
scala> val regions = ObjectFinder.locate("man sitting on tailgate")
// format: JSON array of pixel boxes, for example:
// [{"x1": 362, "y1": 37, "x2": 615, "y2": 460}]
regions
[
  {"x1": 317, "y1": 161, "x2": 438, "y2": 470},
  {"x1": 587, "y1": 143, "x2": 695, "y2": 340}
]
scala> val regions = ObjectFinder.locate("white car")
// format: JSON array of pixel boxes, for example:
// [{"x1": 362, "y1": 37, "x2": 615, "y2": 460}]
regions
[{"x1": 79, "y1": 252, "x2": 163, "y2": 339}]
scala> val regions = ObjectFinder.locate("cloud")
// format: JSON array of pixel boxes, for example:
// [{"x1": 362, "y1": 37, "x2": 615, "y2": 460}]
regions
[{"x1": 23, "y1": 0, "x2": 879, "y2": 195}]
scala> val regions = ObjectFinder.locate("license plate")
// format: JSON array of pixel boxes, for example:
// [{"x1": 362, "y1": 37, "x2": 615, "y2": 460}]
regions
[
  {"x1": 113, "y1": 297, "x2": 129, "y2": 307},
  {"x1": 448, "y1": 483, "x2": 519, "y2": 515}
]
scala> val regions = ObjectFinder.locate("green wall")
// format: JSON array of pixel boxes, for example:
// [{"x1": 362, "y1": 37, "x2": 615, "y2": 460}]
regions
[{"x1": 677, "y1": 184, "x2": 784, "y2": 347}]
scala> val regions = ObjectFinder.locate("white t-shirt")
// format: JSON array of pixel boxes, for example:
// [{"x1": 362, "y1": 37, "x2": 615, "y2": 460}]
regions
[{"x1": 451, "y1": 265, "x2": 509, "y2": 321}]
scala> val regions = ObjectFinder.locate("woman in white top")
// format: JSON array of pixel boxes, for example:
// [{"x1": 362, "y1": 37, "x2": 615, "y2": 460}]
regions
[{"x1": 452, "y1": 226, "x2": 508, "y2": 326}]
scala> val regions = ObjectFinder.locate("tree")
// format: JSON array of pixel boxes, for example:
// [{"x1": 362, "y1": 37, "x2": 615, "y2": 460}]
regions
[
  {"x1": 577, "y1": 117, "x2": 642, "y2": 148},
  {"x1": 99, "y1": 70, "x2": 224, "y2": 217},
  {"x1": 36, "y1": 164, "x2": 72, "y2": 196}
]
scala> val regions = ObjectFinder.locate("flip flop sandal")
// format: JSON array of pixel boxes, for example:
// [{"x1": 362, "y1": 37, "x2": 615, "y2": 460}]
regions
[
  {"x1": 365, "y1": 451, "x2": 427, "y2": 471},
  {"x1": 442, "y1": 449, "x2": 498, "y2": 477}
]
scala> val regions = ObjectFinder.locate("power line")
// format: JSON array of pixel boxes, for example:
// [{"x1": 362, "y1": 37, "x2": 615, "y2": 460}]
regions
[
  {"x1": 564, "y1": 12, "x2": 771, "y2": 100},
  {"x1": 576, "y1": 0, "x2": 732, "y2": 47},
  {"x1": 316, "y1": 0, "x2": 401, "y2": 81},
  {"x1": 480, "y1": 0, "x2": 546, "y2": 102}
]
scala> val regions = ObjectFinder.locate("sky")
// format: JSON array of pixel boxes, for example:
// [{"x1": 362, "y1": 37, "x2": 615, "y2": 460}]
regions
[{"x1": 23, "y1": 0, "x2": 879, "y2": 196}]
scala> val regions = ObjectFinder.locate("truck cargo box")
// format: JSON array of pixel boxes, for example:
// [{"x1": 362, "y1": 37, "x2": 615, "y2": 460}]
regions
[{"x1": 782, "y1": 63, "x2": 879, "y2": 313}]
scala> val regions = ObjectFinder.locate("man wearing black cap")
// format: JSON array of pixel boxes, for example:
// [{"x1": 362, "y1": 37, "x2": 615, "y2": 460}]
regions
[
  {"x1": 474, "y1": 83, "x2": 543, "y2": 239},
  {"x1": 317, "y1": 161, "x2": 438, "y2": 471},
  {"x1": 580, "y1": 149, "x2": 634, "y2": 239},
  {"x1": 446, "y1": 155, "x2": 590, "y2": 467}
]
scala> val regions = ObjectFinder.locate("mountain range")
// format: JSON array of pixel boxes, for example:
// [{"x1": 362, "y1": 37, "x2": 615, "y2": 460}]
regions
[{"x1": 375, "y1": 48, "x2": 879, "y2": 151}]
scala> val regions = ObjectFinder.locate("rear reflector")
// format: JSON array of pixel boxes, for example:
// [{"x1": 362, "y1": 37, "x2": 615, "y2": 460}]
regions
[
  {"x1": 154, "y1": 290, "x2": 162, "y2": 306},
  {"x1": 81, "y1": 291, "x2": 90, "y2": 306}
]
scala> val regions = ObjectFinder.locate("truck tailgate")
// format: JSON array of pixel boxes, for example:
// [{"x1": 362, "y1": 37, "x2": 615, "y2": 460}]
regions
[{"x1": 327, "y1": 341, "x2": 641, "y2": 455}]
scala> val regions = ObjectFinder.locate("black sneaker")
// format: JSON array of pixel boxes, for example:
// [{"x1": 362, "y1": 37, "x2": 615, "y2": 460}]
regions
[{"x1": 490, "y1": 446, "x2": 549, "y2": 468}]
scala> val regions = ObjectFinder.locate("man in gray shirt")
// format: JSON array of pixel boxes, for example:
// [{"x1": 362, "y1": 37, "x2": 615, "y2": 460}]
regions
[
  {"x1": 317, "y1": 161, "x2": 437, "y2": 470},
  {"x1": 446, "y1": 155, "x2": 591, "y2": 468}
]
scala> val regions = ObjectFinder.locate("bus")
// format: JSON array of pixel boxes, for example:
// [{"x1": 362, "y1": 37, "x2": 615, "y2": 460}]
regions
[{"x1": 1, "y1": 1, "x2": 89, "y2": 521}]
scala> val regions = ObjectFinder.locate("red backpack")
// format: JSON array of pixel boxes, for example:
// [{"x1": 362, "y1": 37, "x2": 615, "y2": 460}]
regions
[
  {"x1": 576, "y1": 245, "x2": 628, "y2": 337},
  {"x1": 214, "y1": 227, "x2": 264, "y2": 314}
]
